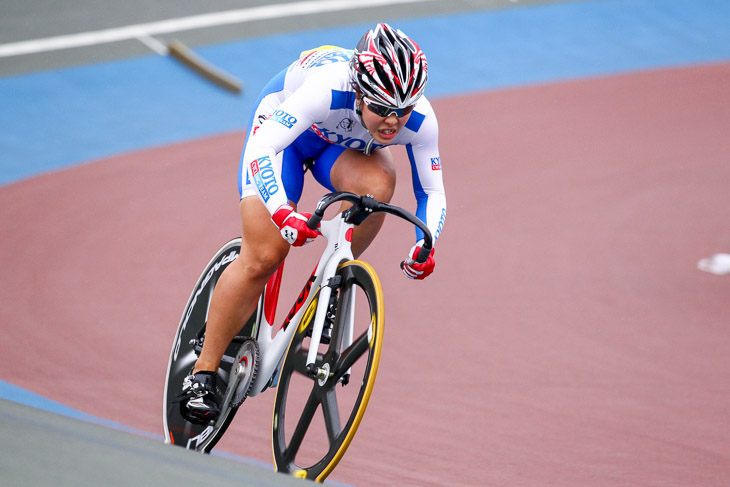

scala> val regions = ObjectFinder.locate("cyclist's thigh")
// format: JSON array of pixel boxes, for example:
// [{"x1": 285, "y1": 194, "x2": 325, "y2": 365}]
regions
[
  {"x1": 239, "y1": 196, "x2": 290, "y2": 274},
  {"x1": 321, "y1": 147, "x2": 395, "y2": 199}
]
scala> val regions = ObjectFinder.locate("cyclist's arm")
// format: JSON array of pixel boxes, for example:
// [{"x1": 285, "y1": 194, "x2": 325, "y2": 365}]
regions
[
  {"x1": 244, "y1": 80, "x2": 330, "y2": 214},
  {"x1": 405, "y1": 109, "x2": 447, "y2": 245}
]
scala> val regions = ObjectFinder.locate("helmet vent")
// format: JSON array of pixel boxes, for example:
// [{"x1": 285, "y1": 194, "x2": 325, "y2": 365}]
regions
[{"x1": 350, "y1": 23, "x2": 428, "y2": 108}]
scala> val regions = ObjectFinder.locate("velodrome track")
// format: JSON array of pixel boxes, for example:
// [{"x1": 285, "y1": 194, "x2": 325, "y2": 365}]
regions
[{"x1": 2, "y1": 1, "x2": 730, "y2": 486}]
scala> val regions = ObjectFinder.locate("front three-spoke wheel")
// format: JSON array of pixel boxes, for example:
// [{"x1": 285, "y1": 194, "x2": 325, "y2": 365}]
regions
[{"x1": 272, "y1": 261, "x2": 384, "y2": 482}]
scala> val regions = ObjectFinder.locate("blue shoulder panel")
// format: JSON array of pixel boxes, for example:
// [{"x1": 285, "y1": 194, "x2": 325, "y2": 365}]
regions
[
  {"x1": 405, "y1": 111, "x2": 426, "y2": 132},
  {"x1": 330, "y1": 89, "x2": 356, "y2": 110}
]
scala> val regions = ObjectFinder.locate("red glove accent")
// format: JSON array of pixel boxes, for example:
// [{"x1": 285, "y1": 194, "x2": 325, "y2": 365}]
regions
[
  {"x1": 271, "y1": 204, "x2": 319, "y2": 247},
  {"x1": 401, "y1": 242, "x2": 436, "y2": 280}
]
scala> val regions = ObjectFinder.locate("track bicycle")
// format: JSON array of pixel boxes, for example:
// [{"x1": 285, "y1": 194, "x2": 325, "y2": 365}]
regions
[{"x1": 163, "y1": 191, "x2": 433, "y2": 482}]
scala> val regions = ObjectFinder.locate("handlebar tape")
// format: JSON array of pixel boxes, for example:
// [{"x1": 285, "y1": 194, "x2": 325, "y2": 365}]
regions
[
  {"x1": 415, "y1": 244, "x2": 432, "y2": 263},
  {"x1": 306, "y1": 213, "x2": 322, "y2": 230}
]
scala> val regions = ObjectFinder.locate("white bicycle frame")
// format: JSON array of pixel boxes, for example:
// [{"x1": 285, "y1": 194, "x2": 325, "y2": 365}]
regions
[
  {"x1": 166, "y1": 192, "x2": 430, "y2": 454},
  {"x1": 247, "y1": 211, "x2": 357, "y2": 398}
]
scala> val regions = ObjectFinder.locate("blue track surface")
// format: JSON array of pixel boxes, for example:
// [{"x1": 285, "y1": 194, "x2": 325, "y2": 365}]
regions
[
  {"x1": 1, "y1": 0, "x2": 729, "y2": 186},
  {"x1": 0, "y1": 379, "x2": 149, "y2": 434}
]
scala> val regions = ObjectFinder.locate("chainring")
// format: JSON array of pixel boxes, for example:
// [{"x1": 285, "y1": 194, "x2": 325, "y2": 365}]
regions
[{"x1": 230, "y1": 338, "x2": 259, "y2": 407}]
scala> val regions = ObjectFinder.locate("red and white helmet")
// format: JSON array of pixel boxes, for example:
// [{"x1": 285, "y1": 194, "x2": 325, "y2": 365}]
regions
[{"x1": 350, "y1": 23, "x2": 428, "y2": 108}]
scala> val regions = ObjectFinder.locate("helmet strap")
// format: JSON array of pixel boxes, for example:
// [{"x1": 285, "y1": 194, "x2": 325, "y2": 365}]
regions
[
  {"x1": 354, "y1": 94, "x2": 368, "y2": 131},
  {"x1": 354, "y1": 94, "x2": 376, "y2": 155}
]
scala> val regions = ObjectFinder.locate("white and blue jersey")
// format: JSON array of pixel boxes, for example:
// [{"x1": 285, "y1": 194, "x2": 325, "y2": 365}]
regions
[{"x1": 239, "y1": 46, "x2": 446, "y2": 243}]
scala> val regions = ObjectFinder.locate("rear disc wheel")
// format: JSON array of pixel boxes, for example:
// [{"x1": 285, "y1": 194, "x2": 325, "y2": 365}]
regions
[{"x1": 163, "y1": 238, "x2": 253, "y2": 452}]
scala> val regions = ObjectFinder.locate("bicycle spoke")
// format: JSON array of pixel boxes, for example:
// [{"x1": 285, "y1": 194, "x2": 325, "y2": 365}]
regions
[
  {"x1": 334, "y1": 331, "x2": 369, "y2": 376},
  {"x1": 284, "y1": 387, "x2": 321, "y2": 460},
  {"x1": 320, "y1": 387, "x2": 342, "y2": 442}
]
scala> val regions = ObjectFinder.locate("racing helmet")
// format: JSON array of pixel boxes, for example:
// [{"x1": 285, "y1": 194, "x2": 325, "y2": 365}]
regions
[{"x1": 350, "y1": 23, "x2": 428, "y2": 108}]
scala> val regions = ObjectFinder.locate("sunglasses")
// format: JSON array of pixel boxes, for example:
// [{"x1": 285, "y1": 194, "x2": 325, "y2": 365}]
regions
[{"x1": 362, "y1": 98, "x2": 415, "y2": 118}]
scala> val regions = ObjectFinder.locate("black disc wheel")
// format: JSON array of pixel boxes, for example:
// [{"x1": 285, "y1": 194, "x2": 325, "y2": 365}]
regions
[
  {"x1": 163, "y1": 238, "x2": 255, "y2": 452},
  {"x1": 272, "y1": 260, "x2": 384, "y2": 482}
]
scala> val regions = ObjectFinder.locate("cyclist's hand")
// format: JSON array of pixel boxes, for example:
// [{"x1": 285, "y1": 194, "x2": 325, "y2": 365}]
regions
[
  {"x1": 272, "y1": 204, "x2": 319, "y2": 247},
  {"x1": 400, "y1": 241, "x2": 435, "y2": 280}
]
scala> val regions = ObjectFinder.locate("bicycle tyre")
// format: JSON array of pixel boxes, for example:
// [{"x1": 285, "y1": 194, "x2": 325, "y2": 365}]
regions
[
  {"x1": 163, "y1": 238, "x2": 255, "y2": 452},
  {"x1": 272, "y1": 260, "x2": 384, "y2": 482}
]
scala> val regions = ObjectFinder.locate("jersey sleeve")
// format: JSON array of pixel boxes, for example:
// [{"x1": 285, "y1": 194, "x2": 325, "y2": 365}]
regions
[
  {"x1": 243, "y1": 78, "x2": 331, "y2": 214},
  {"x1": 405, "y1": 108, "x2": 447, "y2": 246}
]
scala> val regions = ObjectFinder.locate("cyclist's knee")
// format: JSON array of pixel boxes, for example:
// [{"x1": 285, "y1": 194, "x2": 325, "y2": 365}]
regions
[
  {"x1": 364, "y1": 161, "x2": 396, "y2": 201},
  {"x1": 333, "y1": 150, "x2": 395, "y2": 202},
  {"x1": 238, "y1": 195, "x2": 291, "y2": 279},
  {"x1": 238, "y1": 244, "x2": 287, "y2": 280}
]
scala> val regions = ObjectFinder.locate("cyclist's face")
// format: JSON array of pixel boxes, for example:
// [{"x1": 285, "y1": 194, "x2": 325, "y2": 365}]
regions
[{"x1": 359, "y1": 96, "x2": 413, "y2": 144}]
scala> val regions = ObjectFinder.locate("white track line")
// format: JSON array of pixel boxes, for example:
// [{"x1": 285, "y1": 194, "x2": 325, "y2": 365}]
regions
[
  {"x1": 0, "y1": 0, "x2": 426, "y2": 58},
  {"x1": 136, "y1": 34, "x2": 169, "y2": 55}
]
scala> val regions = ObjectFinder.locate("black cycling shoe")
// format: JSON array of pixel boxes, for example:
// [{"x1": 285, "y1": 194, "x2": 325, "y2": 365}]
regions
[{"x1": 178, "y1": 371, "x2": 220, "y2": 424}]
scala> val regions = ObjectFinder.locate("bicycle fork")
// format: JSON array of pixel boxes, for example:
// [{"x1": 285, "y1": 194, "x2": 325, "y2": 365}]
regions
[{"x1": 305, "y1": 218, "x2": 356, "y2": 384}]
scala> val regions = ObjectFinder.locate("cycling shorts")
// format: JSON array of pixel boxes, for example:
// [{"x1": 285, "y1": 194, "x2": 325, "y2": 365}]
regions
[{"x1": 239, "y1": 129, "x2": 344, "y2": 204}]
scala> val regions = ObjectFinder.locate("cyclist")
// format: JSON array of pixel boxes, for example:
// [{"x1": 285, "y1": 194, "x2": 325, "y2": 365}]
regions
[{"x1": 179, "y1": 23, "x2": 447, "y2": 424}]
